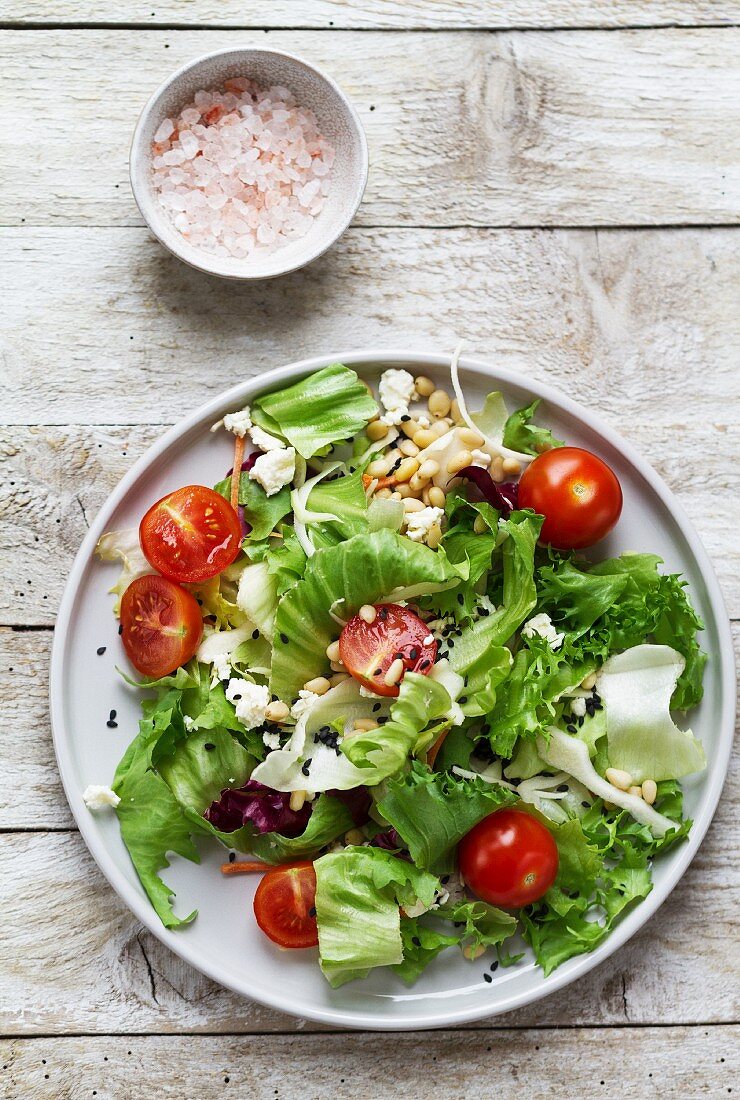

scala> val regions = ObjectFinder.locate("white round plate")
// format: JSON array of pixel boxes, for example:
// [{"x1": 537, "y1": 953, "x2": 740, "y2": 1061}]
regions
[{"x1": 50, "y1": 351, "x2": 735, "y2": 1031}]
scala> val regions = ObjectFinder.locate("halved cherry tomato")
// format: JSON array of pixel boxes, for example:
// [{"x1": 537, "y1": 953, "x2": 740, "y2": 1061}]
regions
[
  {"x1": 139, "y1": 485, "x2": 242, "y2": 583},
  {"x1": 338, "y1": 603, "x2": 437, "y2": 697},
  {"x1": 458, "y1": 808, "x2": 559, "y2": 909},
  {"x1": 253, "y1": 861, "x2": 318, "y2": 949},
  {"x1": 518, "y1": 447, "x2": 622, "y2": 550},
  {"x1": 120, "y1": 574, "x2": 203, "y2": 678}
]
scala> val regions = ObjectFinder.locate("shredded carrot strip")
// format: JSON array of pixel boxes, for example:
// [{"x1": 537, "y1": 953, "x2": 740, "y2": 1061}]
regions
[
  {"x1": 426, "y1": 727, "x2": 450, "y2": 770},
  {"x1": 221, "y1": 860, "x2": 269, "y2": 876},
  {"x1": 231, "y1": 434, "x2": 245, "y2": 513},
  {"x1": 362, "y1": 473, "x2": 396, "y2": 491}
]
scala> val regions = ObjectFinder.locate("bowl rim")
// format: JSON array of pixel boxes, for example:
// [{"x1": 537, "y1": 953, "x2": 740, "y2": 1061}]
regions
[
  {"x1": 50, "y1": 349, "x2": 736, "y2": 1031},
  {"x1": 129, "y1": 46, "x2": 369, "y2": 281}
]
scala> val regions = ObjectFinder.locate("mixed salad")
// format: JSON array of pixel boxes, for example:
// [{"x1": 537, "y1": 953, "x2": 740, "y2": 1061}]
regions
[{"x1": 91, "y1": 356, "x2": 707, "y2": 987}]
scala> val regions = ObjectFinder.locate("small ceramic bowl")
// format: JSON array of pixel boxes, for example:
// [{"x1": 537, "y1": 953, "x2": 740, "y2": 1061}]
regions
[{"x1": 130, "y1": 47, "x2": 368, "y2": 280}]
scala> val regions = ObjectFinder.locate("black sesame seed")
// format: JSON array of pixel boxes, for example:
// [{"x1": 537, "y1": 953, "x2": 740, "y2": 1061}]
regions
[
  {"x1": 229, "y1": 851, "x2": 235, "y2": 863},
  {"x1": 459, "y1": 696, "x2": 468, "y2": 704},
  {"x1": 420, "y1": 659, "x2": 431, "y2": 669},
  {"x1": 441, "y1": 875, "x2": 450, "y2": 884},
  {"x1": 400, "y1": 414, "x2": 411, "y2": 422},
  {"x1": 372, "y1": 703, "x2": 381, "y2": 712},
  {"x1": 490, "y1": 960, "x2": 499, "y2": 972},
  {"x1": 447, "y1": 638, "x2": 455, "y2": 648},
  {"x1": 566, "y1": 724, "x2": 576, "y2": 733},
  {"x1": 106, "y1": 720, "x2": 118, "y2": 729},
  {"x1": 412, "y1": 936, "x2": 421, "y2": 947},
  {"x1": 393, "y1": 651, "x2": 404, "y2": 661},
  {"x1": 409, "y1": 647, "x2": 419, "y2": 660},
  {"x1": 309, "y1": 906, "x2": 316, "y2": 917},
  {"x1": 374, "y1": 668, "x2": 382, "y2": 676},
  {"x1": 252, "y1": 629, "x2": 260, "y2": 640},
  {"x1": 118, "y1": 624, "x2": 123, "y2": 635},
  {"x1": 109, "y1": 709, "x2": 117, "y2": 720},
  {"x1": 301, "y1": 759, "x2": 312, "y2": 776},
  {"x1": 479, "y1": 607, "x2": 490, "y2": 617},
  {"x1": 96, "y1": 646, "x2": 106, "y2": 656},
  {"x1": 378, "y1": 607, "x2": 388, "y2": 620},
  {"x1": 556, "y1": 784, "x2": 568, "y2": 793},
  {"x1": 457, "y1": 593, "x2": 464, "y2": 606},
  {"x1": 483, "y1": 972, "x2": 493, "y2": 983},
  {"x1": 204, "y1": 742, "x2": 215, "y2": 751},
  {"x1": 581, "y1": 800, "x2": 590, "y2": 808},
  {"x1": 280, "y1": 633, "x2": 288, "y2": 644}
]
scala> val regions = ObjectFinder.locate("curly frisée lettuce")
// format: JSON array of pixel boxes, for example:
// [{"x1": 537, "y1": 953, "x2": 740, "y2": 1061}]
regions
[{"x1": 96, "y1": 355, "x2": 708, "y2": 989}]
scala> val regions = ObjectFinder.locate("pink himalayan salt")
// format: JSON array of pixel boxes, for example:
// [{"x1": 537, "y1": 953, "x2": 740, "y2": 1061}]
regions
[{"x1": 151, "y1": 78, "x2": 335, "y2": 260}]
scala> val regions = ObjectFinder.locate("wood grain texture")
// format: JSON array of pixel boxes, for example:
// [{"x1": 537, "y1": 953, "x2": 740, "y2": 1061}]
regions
[
  {"x1": 0, "y1": 626, "x2": 737, "y2": 1034},
  {"x1": 1, "y1": 1028, "x2": 737, "y2": 1098},
  {"x1": 8, "y1": 1, "x2": 740, "y2": 29},
  {"x1": 2, "y1": 29, "x2": 740, "y2": 227}
]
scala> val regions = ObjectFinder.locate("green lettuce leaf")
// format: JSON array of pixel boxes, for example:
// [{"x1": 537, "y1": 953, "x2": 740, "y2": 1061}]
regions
[
  {"x1": 341, "y1": 673, "x2": 452, "y2": 785},
  {"x1": 502, "y1": 399, "x2": 564, "y2": 455},
  {"x1": 157, "y1": 726, "x2": 257, "y2": 815},
  {"x1": 215, "y1": 473, "x2": 291, "y2": 541},
  {"x1": 271, "y1": 529, "x2": 463, "y2": 701},
  {"x1": 393, "y1": 918, "x2": 459, "y2": 983},
  {"x1": 435, "y1": 899, "x2": 518, "y2": 956},
  {"x1": 314, "y1": 846, "x2": 440, "y2": 987},
  {"x1": 377, "y1": 762, "x2": 516, "y2": 874},
  {"x1": 251, "y1": 363, "x2": 378, "y2": 459},
  {"x1": 305, "y1": 466, "x2": 369, "y2": 549}
]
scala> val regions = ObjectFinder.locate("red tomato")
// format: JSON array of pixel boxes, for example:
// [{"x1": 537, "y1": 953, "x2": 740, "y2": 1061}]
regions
[
  {"x1": 120, "y1": 574, "x2": 203, "y2": 678},
  {"x1": 458, "y1": 808, "x2": 559, "y2": 909},
  {"x1": 338, "y1": 603, "x2": 437, "y2": 697},
  {"x1": 139, "y1": 485, "x2": 242, "y2": 584},
  {"x1": 253, "y1": 862, "x2": 318, "y2": 949},
  {"x1": 517, "y1": 447, "x2": 622, "y2": 550}
]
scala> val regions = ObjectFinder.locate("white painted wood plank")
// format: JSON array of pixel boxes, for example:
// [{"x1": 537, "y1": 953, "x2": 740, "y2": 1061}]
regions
[
  {"x1": 1, "y1": 1028, "x2": 737, "y2": 1097},
  {"x1": 8, "y1": 1, "x2": 740, "y2": 29},
  {"x1": 2, "y1": 30, "x2": 739, "y2": 226},
  {"x1": 0, "y1": 627, "x2": 736, "y2": 1034}
]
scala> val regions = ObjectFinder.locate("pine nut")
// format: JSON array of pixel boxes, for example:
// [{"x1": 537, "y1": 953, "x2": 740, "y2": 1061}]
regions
[
  {"x1": 428, "y1": 486, "x2": 446, "y2": 509},
  {"x1": 413, "y1": 428, "x2": 437, "y2": 449},
  {"x1": 353, "y1": 718, "x2": 379, "y2": 732},
  {"x1": 289, "y1": 790, "x2": 307, "y2": 812},
  {"x1": 426, "y1": 523, "x2": 442, "y2": 549},
  {"x1": 581, "y1": 671, "x2": 598, "y2": 690},
  {"x1": 401, "y1": 419, "x2": 421, "y2": 439},
  {"x1": 502, "y1": 457, "x2": 521, "y2": 476},
  {"x1": 490, "y1": 456, "x2": 505, "y2": 482},
  {"x1": 367, "y1": 420, "x2": 390, "y2": 442},
  {"x1": 428, "y1": 389, "x2": 451, "y2": 417},
  {"x1": 415, "y1": 375, "x2": 435, "y2": 397},
  {"x1": 375, "y1": 487, "x2": 392, "y2": 499},
  {"x1": 450, "y1": 398, "x2": 462, "y2": 423},
  {"x1": 264, "y1": 700, "x2": 289, "y2": 722},
  {"x1": 418, "y1": 459, "x2": 440, "y2": 480},
  {"x1": 641, "y1": 779, "x2": 658, "y2": 805},
  {"x1": 628, "y1": 785, "x2": 644, "y2": 799},
  {"x1": 359, "y1": 604, "x2": 377, "y2": 624},
  {"x1": 605, "y1": 767, "x2": 633, "y2": 791},
  {"x1": 408, "y1": 473, "x2": 428, "y2": 493},
  {"x1": 421, "y1": 487, "x2": 431, "y2": 506},
  {"x1": 447, "y1": 450, "x2": 473, "y2": 475},
  {"x1": 395, "y1": 456, "x2": 420, "y2": 483},
  {"x1": 366, "y1": 457, "x2": 391, "y2": 478},
  {"x1": 403, "y1": 497, "x2": 426, "y2": 512},
  {"x1": 471, "y1": 449, "x2": 491, "y2": 468},
  {"x1": 390, "y1": 490, "x2": 403, "y2": 500},
  {"x1": 395, "y1": 482, "x2": 412, "y2": 498},
  {"x1": 463, "y1": 943, "x2": 486, "y2": 960},
  {"x1": 326, "y1": 640, "x2": 341, "y2": 663},
  {"x1": 330, "y1": 662, "x2": 346, "y2": 675},
  {"x1": 459, "y1": 427, "x2": 485, "y2": 447},
  {"x1": 329, "y1": 672, "x2": 350, "y2": 688},
  {"x1": 431, "y1": 419, "x2": 451, "y2": 439},
  {"x1": 304, "y1": 676, "x2": 331, "y2": 696},
  {"x1": 384, "y1": 658, "x2": 405, "y2": 687},
  {"x1": 473, "y1": 515, "x2": 487, "y2": 534},
  {"x1": 344, "y1": 828, "x2": 366, "y2": 845},
  {"x1": 399, "y1": 439, "x2": 420, "y2": 457}
]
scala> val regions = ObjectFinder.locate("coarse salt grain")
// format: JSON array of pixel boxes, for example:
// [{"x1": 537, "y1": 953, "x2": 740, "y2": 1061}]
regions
[{"x1": 150, "y1": 79, "x2": 335, "y2": 259}]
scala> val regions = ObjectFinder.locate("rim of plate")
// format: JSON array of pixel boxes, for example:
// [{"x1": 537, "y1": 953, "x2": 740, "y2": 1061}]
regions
[{"x1": 49, "y1": 350, "x2": 736, "y2": 1031}]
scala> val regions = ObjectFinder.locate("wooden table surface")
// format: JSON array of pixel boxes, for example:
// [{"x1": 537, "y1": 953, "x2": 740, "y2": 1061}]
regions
[{"x1": 1, "y1": 3, "x2": 739, "y2": 1097}]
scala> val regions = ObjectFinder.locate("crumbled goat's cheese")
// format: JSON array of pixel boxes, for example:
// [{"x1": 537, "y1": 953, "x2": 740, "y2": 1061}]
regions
[
  {"x1": 183, "y1": 715, "x2": 196, "y2": 731},
  {"x1": 225, "y1": 678, "x2": 270, "y2": 729},
  {"x1": 522, "y1": 612, "x2": 565, "y2": 650},
  {"x1": 250, "y1": 424, "x2": 286, "y2": 452},
  {"x1": 379, "y1": 368, "x2": 416, "y2": 426},
  {"x1": 210, "y1": 652, "x2": 232, "y2": 683},
  {"x1": 222, "y1": 406, "x2": 252, "y2": 437},
  {"x1": 263, "y1": 729, "x2": 282, "y2": 751},
  {"x1": 249, "y1": 447, "x2": 296, "y2": 496},
  {"x1": 404, "y1": 505, "x2": 444, "y2": 542},
  {"x1": 83, "y1": 785, "x2": 120, "y2": 811},
  {"x1": 360, "y1": 684, "x2": 384, "y2": 699},
  {"x1": 471, "y1": 448, "x2": 491, "y2": 467},
  {"x1": 290, "y1": 689, "x2": 320, "y2": 721},
  {"x1": 571, "y1": 696, "x2": 587, "y2": 718}
]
